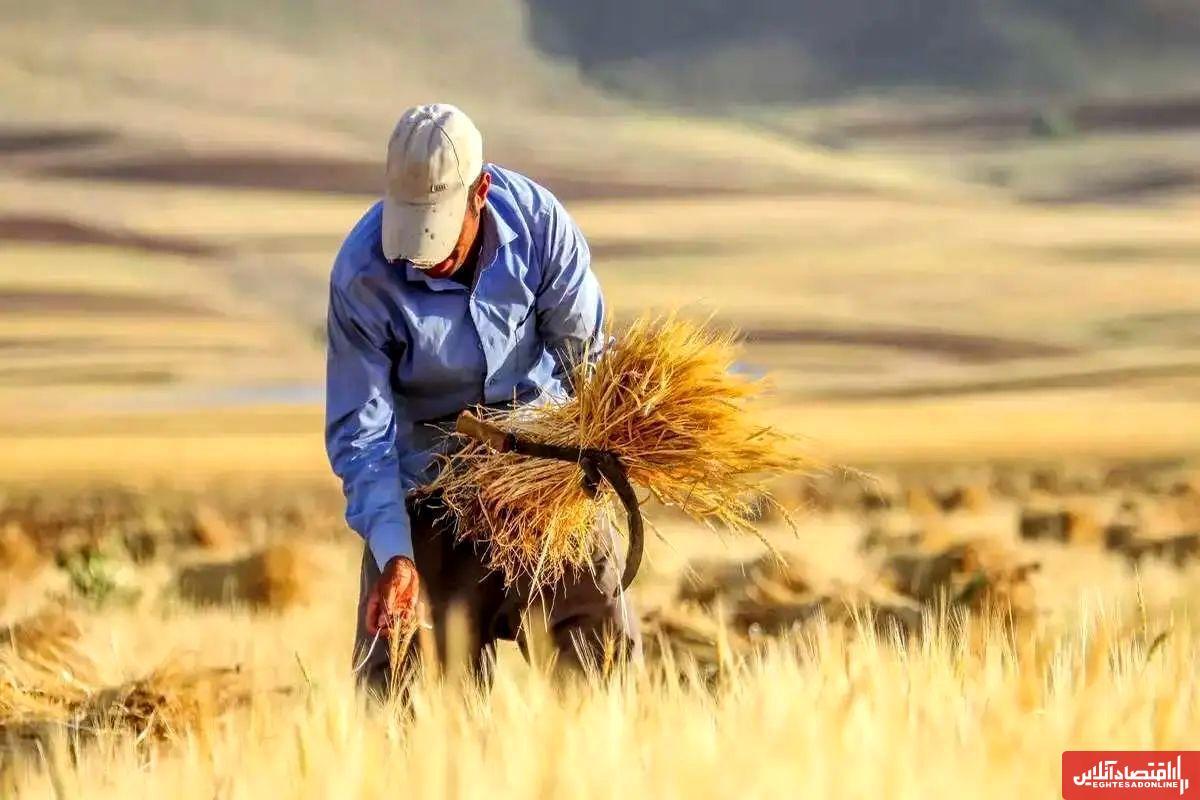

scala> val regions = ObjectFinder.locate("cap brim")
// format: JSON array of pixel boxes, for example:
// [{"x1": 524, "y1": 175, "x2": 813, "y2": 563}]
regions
[{"x1": 381, "y1": 189, "x2": 467, "y2": 265}]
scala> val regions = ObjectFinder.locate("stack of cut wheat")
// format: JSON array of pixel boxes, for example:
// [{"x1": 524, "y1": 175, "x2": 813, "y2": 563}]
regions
[{"x1": 0, "y1": 608, "x2": 253, "y2": 748}]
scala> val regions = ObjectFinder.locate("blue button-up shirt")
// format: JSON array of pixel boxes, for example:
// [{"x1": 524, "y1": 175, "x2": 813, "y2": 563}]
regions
[{"x1": 325, "y1": 164, "x2": 604, "y2": 568}]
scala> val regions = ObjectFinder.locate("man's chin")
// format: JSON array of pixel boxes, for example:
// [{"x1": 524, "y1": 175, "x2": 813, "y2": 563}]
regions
[{"x1": 424, "y1": 259, "x2": 459, "y2": 278}]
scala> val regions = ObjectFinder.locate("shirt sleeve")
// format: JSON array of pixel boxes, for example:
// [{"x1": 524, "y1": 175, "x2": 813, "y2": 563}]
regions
[
  {"x1": 324, "y1": 279, "x2": 414, "y2": 569},
  {"x1": 534, "y1": 195, "x2": 606, "y2": 389}
]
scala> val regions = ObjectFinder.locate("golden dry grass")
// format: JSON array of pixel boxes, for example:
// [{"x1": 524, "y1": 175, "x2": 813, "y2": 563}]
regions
[
  {"x1": 0, "y1": 581, "x2": 280, "y2": 752},
  {"x1": 1, "y1": 590, "x2": 1195, "y2": 799},
  {"x1": 2, "y1": 644, "x2": 255, "y2": 750},
  {"x1": 431, "y1": 315, "x2": 814, "y2": 587},
  {"x1": 0, "y1": 468, "x2": 1195, "y2": 798}
]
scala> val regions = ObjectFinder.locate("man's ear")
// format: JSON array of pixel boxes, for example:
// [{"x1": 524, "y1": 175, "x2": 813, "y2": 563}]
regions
[{"x1": 473, "y1": 171, "x2": 491, "y2": 210}]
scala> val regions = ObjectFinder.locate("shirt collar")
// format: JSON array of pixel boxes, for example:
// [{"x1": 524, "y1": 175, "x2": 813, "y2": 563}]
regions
[
  {"x1": 489, "y1": 196, "x2": 518, "y2": 248},
  {"x1": 402, "y1": 198, "x2": 514, "y2": 291}
]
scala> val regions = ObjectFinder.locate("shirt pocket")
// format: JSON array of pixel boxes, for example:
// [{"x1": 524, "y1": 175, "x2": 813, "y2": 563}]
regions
[
  {"x1": 486, "y1": 267, "x2": 538, "y2": 346},
  {"x1": 394, "y1": 300, "x2": 481, "y2": 402}
]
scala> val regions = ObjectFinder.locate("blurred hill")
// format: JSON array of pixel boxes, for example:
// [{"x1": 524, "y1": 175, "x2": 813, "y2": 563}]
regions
[
  {"x1": 1, "y1": 0, "x2": 1199, "y2": 464},
  {"x1": 0, "y1": 1, "x2": 595, "y2": 155},
  {"x1": 527, "y1": 0, "x2": 1200, "y2": 105},
  {"x1": 0, "y1": 0, "x2": 946, "y2": 196}
]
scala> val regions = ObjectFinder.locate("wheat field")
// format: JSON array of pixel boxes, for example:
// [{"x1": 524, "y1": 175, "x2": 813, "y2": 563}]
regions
[
  {"x1": 1, "y1": 465, "x2": 1197, "y2": 798},
  {"x1": 5, "y1": 579, "x2": 1196, "y2": 798}
]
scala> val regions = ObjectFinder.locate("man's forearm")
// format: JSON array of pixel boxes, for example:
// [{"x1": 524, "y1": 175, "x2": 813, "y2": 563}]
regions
[{"x1": 365, "y1": 516, "x2": 414, "y2": 570}]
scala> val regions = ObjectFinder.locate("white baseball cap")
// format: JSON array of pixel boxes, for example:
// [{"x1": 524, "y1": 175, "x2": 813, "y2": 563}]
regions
[{"x1": 382, "y1": 103, "x2": 483, "y2": 266}]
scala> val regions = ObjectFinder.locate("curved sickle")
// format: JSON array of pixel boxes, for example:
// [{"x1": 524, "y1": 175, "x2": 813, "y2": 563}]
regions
[
  {"x1": 593, "y1": 453, "x2": 644, "y2": 590},
  {"x1": 455, "y1": 410, "x2": 645, "y2": 589}
]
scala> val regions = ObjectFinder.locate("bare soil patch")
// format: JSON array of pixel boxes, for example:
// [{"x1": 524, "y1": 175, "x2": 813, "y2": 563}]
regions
[
  {"x1": 589, "y1": 238, "x2": 748, "y2": 260},
  {"x1": 0, "y1": 289, "x2": 220, "y2": 317},
  {"x1": 811, "y1": 361, "x2": 1200, "y2": 401},
  {"x1": 0, "y1": 215, "x2": 218, "y2": 257},
  {"x1": 1049, "y1": 242, "x2": 1200, "y2": 265},
  {"x1": 825, "y1": 94, "x2": 1200, "y2": 142},
  {"x1": 0, "y1": 127, "x2": 116, "y2": 155},
  {"x1": 44, "y1": 153, "x2": 381, "y2": 195},
  {"x1": 0, "y1": 364, "x2": 176, "y2": 387},
  {"x1": 741, "y1": 325, "x2": 1077, "y2": 363},
  {"x1": 42, "y1": 152, "x2": 817, "y2": 201},
  {"x1": 1026, "y1": 165, "x2": 1200, "y2": 204}
]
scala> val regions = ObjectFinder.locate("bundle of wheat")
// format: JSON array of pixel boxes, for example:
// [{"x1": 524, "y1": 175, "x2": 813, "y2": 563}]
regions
[
  {"x1": 882, "y1": 540, "x2": 1040, "y2": 624},
  {"x1": 2, "y1": 648, "x2": 254, "y2": 746},
  {"x1": 640, "y1": 605, "x2": 749, "y2": 676},
  {"x1": 671, "y1": 554, "x2": 921, "y2": 640},
  {"x1": 0, "y1": 608, "x2": 97, "y2": 681},
  {"x1": 0, "y1": 609, "x2": 97, "y2": 736},
  {"x1": 676, "y1": 553, "x2": 813, "y2": 608},
  {"x1": 176, "y1": 542, "x2": 317, "y2": 610},
  {"x1": 429, "y1": 315, "x2": 815, "y2": 587},
  {"x1": 0, "y1": 606, "x2": 261, "y2": 748},
  {"x1": 72, "y1": 661, "x2": 252, "y2": 744}
]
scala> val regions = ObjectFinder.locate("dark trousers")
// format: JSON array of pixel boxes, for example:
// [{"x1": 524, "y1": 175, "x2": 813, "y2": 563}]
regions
[{"x1": 352, "y1": 496, "x2": 641, "y2": 697}]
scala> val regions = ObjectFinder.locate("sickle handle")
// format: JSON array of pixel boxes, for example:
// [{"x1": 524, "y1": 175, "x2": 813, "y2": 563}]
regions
[{"x1": 455, "y1": 410, "x2": 513, "y2": 452}]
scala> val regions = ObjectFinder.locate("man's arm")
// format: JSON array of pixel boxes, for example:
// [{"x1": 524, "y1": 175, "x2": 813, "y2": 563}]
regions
[
  {"x1": 324, "y1": 280, "x2": 413, "y2": 569},
  {"x1": 534, "y1": 194, "x2": 606, "y2": 389}
]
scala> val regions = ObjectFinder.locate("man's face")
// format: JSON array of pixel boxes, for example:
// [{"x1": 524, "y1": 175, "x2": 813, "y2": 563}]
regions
[{"x1": 421, "y1": 173, "x2": 491, "y2": 279}]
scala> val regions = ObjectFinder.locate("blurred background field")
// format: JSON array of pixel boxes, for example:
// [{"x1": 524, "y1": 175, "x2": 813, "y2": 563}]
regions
[
  {"x1": 1, "y1": 1, "x2": 1198, "y2": 797},
  {"x1": 3, "y1": 2, "x2": 1200, "y2": 470}
]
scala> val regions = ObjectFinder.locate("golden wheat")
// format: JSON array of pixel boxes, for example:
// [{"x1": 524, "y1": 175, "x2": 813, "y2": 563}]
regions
[{"x1": 430, "y1": 315, "x2": 816, "y2": 587}]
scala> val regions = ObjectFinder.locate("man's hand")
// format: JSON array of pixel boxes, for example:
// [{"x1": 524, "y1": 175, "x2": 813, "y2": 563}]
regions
[{"x1": 365, "y1": 556, "x2": 421, "y2": 635}]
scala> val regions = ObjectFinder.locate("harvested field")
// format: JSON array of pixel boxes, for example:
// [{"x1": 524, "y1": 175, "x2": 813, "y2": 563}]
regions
[
  {"x1": 1050, "y1": 242, "x2": 1200, "y2": 265},
  {"x1": 1027, "y1": 165, "x2": 1200, "y2": 204},
  {"x1": 0, "y1": 214, "x2": 218, "y2": 257},
  {"x1": 0, "y1": 455, "x2": 1196, "y2": 796},
  {"x1": 740, "y1": 325, "x2": 1077, "y2": 363},
  {"x1": 40, "y1": 152, "x2": 809, "y2": 202},
  {"x1": 808, "y1": 359, "x2": 1200, "y2": 401},
  {"x1": 587, "y1": 237, "x2": 748, "y2": 261},
  {"x1": 0, "y1": 338, "x2": 251, "y2": 356},
  {"x1": 0, "y1": 127, "x2": 116, "y2": 155},
  {"x1": 0, "y1": 365, "x2": 177, "y2": 387},
  {"x1": 44, "y1": 153, "x2": 383, "y2": 196},
  {"x1": 0, "y1": 338, "x2": 92, "y2": 353},
  {"x1": 816, "y1": 93, "x2": 1200, "y2": 143},
  {"x1": 0, "y1": 289, "x2": 220, "y2": 317}
]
